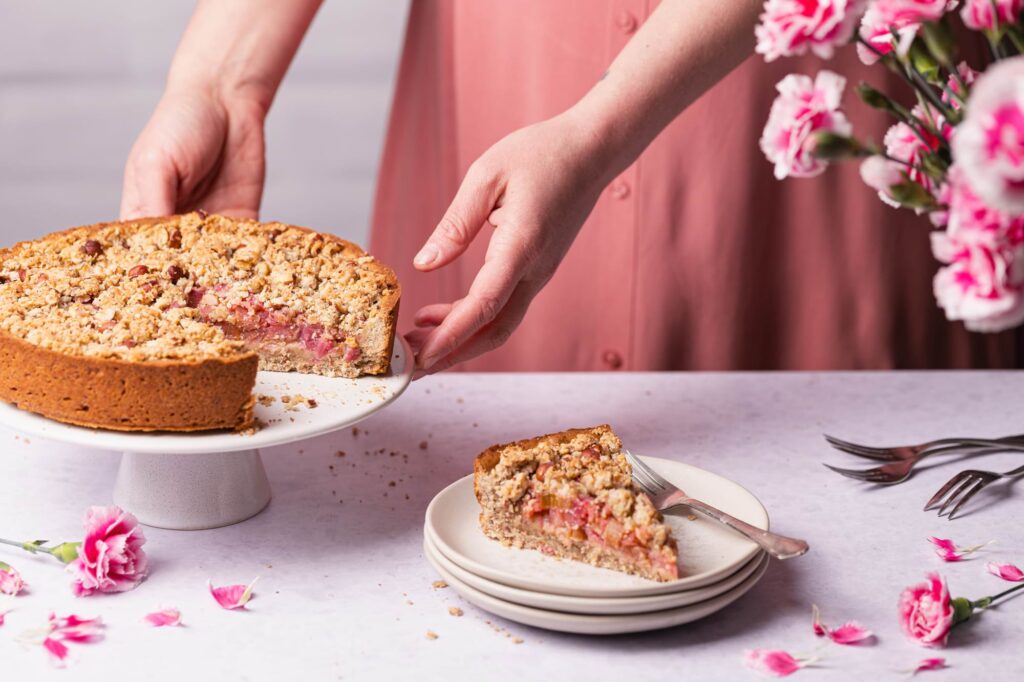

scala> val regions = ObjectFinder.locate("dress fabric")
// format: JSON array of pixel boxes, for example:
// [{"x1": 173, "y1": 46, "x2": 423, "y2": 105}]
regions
[{"x1": 369, "y1": 0, "x2": 1021, "y2": 371}]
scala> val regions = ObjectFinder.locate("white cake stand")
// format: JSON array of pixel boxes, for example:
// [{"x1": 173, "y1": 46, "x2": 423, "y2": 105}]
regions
[{"x1": 0, "y1": 337, "x2": 414, "y2": 530}]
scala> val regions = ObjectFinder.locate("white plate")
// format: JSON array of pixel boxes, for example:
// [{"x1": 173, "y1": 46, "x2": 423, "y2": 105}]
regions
[
  {"x1": 424, "y1": 532, "x2": 765, "y2": 615},
  {"x1": 425, "y1": 456, "x2": 768, "y2": 598},
  {"x1": 0, "y1": 336, "x2": 414, "y2": 454},
  {"x1": 426, "y1": 541, "x2": 771, "y2": 635}
]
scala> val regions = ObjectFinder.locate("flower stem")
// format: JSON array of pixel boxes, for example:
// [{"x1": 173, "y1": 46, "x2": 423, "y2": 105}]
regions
[{"x1": 974, "y1": 582, "x2": 1024, "y2": 609}]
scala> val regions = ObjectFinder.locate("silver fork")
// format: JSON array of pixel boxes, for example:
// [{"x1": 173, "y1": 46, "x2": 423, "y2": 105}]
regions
[
  {"x1": 623, "y1": 451, "x2": 809, "y2": 560},
  {"x1": 824, "y1": 433, "x2": 1024, "y2": 461},
  {"x1": 923, "y1": 462, "x2": 1024, "y2": 519},
  {"x1": 823, "y1": 446, "x2": 1012, "y2": 485}
]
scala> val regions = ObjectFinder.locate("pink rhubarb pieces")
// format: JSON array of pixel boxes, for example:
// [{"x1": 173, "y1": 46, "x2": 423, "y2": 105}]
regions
[{"x1": 209, "y1": 577, "x2": 258, "y2": 610}]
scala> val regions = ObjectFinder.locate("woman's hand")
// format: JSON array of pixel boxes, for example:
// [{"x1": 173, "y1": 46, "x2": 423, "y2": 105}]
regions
[
  {"x1": 408, "y1": 110, "x2": 616, "y2": 375},
  {"x1": 120, "y1": 87, "x2": 267, "y2": 219}
]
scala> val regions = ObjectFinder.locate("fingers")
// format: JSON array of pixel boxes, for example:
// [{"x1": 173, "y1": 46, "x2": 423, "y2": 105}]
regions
[
  {"x1": 413, "y1": 162, "x2": 502, "y2": 271},
  {"x1": 120, "y1": 148, "x2": 179, "y2": 220},
  {"x1": 415, "y1": 250, "x2": 524, "y2": 369},
  {"x1": 418, "y1": 282, "x2": 535, "y2": 376},
  {"x1": 413, "y1": 302, "x2": 457, "y2": 328}
]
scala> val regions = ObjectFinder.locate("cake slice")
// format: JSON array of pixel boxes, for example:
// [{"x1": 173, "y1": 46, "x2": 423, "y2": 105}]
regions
[
  {"x1": 0, "y1": 213, "x2": 399, "y2": 431},
  {"x1": 474, "y1": 425, "x2": 679, "y2": 582}
]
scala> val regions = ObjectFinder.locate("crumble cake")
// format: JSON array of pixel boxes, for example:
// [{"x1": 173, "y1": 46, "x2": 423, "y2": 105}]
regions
[
  {"x1": 474, "y1": 425, "x2": 679, "y2": 582},
  {"x1": 0, "y1": 213, "x2": 399, "y2": 431}
]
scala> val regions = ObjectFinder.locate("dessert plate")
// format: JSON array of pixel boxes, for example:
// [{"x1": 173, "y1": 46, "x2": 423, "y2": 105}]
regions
[
  {"x1": 426, "y1": 540, "x2": 771, "y2": 635},
  {"x1": 423, "y1": 532, "x2": 765, "y2": 615},
  {"x1": 425, "y1": 456, "x2": 769, "y2": 598}
]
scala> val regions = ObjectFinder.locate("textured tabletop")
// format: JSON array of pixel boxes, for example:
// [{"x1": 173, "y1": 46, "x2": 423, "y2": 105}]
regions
[{"x1": 2, "y1": 372, "x2": 1023, "y2": 680}]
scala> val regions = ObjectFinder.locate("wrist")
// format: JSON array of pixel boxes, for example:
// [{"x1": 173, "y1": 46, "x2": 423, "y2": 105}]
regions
[
  {"x1": 166, "y1": 65, "x2": 274, "y2": 120},
  {"x1": 562, "y1": 89, "x2": 646, "y2": 186}
]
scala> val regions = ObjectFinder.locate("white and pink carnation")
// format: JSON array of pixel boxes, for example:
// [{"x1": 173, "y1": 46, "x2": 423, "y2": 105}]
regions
[
  {"x1": 952, "y1": 56, "x2": 1024, "y2": 213},
  {"x1": 860, "y1": 155, "x2": 905, "y2": 207},
  {"x1": 960, "y1": 0, "x2": 1023, "y2": 31},
  {"x1": 932, "y1": 167, "x2": 1024, "y2": 332},
  {"x1": 760, "y1": 70, "x2": 852, "y2": 179},
  {"x1": 756, "y1": 0, "x2": 865, "y2": 62},
  {"x1": 68, "y1": 506, "x2": 148, "y2": 597},
  {"x1": 943, "y1": 62, "x2": 979, "y2": 111},
  {"x1": 858, "y1": 0, "x2": 956, "y2": 64}
]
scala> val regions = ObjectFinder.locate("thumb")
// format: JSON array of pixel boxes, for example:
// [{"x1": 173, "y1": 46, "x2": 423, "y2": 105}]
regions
[
  {"x1": 413, "y1": 162, "x2": 501, "y2": 271},
  {"x1": 120, "y1": 148, "x2": 178, "y2": 220}
]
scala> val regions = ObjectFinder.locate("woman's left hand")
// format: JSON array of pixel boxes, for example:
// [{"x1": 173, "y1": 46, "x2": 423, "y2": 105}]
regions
[{"x1": 407, "y1": 109, "x2": 615, "y2": 375}]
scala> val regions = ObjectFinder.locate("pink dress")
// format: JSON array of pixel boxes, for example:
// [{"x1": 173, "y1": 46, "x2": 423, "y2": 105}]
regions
[{"x1": 371, "y1": 0, "x2": 1021, "y2": 371}]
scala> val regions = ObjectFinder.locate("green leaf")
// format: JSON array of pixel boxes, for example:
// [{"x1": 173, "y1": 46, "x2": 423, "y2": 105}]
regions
[{"x1": 888, "y1": 180, "x2": 937, "y2": 209}]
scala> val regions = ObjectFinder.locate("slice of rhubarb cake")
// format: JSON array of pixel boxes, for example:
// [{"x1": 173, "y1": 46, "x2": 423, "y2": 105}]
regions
[{"x1": 473, "y1": 425, "x2": 679, "y2": 582}]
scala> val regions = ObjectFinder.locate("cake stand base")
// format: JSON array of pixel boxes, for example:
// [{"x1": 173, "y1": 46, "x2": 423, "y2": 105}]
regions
[{"x1": 114, "y1": 449, "x2": 271, "y2": 530}]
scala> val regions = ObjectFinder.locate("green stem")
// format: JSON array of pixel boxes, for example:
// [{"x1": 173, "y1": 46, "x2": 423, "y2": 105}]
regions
[
  {"x1": 975, "y1": 582, "x2": 1024, "y2": 609},
  {"x1": 1007, "y1": 26, "x2": 1024, "y2": 55}
]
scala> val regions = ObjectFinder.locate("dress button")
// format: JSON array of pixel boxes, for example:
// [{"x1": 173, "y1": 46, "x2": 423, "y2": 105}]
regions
[
  {"x1": 609, "y1": 180, "x2": 631, "y2": 200},
  {"x1": 602, "y1": 350, "x2": 623, "y2": 369},
  {"x1": 615, "y1": 11, "x2": 638, "y2": 34}
]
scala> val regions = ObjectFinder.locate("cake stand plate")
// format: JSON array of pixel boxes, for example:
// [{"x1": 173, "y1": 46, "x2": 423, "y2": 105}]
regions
[{"x1": 0, "y1": 337, "x2": 414, "y2": 530}]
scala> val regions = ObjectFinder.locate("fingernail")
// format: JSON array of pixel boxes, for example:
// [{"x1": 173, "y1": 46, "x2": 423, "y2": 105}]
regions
[{"x1": 413, "y1": 244, "x2": 439, "y2": 267}]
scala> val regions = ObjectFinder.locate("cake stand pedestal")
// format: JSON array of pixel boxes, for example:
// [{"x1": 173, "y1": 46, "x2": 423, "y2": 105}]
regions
[{"x1": 0, "y1": 338, "x2": 413, "y2": 530}]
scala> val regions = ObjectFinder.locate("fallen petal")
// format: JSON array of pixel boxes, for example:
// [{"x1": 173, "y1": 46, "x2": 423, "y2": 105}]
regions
[
  {"x1": 828, "y1": 621, "x2": 874, "y2": 645},
  {"x1": 0, "y1": 610, "x2": 8, "y2": 627},
  {"x1": 744, "y1": 649, "x2": 807, "y2": 677},
  {"x1": 811, "y1": 604, "x2": 827, "y2": 637},
  {"x1": 143, "y1": 607, "x2": 182, "y2": 627},
  {"x1": 987, "y1": 562, "x2": 1024, "y2": 582},
  {"x1": 42, "y1": 637, "x2": 69, "y2": 666},
  {"x1": 912, "y1": 657, "x2": 948, "y2": 675},
  {"x1": 208, "y1": 577, "x2": 258, "y2": 610},
  {"x1": 928, "y1": 537, "x2": 956, "y2": 552},
  {"x1": 48, "y1": 613, "x2": 104, "y2": 642},
  {"x1": 934, "y1": 547, "x2": 963, "y2": 562}
]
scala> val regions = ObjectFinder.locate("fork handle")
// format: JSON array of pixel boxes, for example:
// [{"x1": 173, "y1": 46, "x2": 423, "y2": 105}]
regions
[{"x1": 676, "y1": 498, "x2": 809, "y2": 560}]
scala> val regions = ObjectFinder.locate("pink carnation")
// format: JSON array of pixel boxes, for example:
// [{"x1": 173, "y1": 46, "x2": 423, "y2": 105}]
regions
[
  {"x1": 860, "y1": 155, "x2": 905, "y2": 207},
  {"x1": 760, "y1": 70, "x2": 851, "y2": 180},
  {"x1": 885, "y1": 105, "x2": 951, "y2": 195},
  {"x1": 952, "y1": 56, "x2": 1024, "y2": 213},
  {"x1": 943, "y1": 62, "x2": 979, "y2": 111},
  {"x1": 898, "y1": 572, "x2": 955, "y2": 647},
  {"x1": 756, "y1": 0, "x2": 865, "y2": 62},
  {"x1": 858, "y1": 0, "x2": 955, "y2": 64},
  {"x1": 932, "y1": 165, "x2": 1024, "y2": 332},
  {"x1": 961, "y1": 0, "x2": 1024, "y2": 31},
  {"x1": 68, "y1": 506, "x2": 148, "y2": 597},
  {"x1": 0, "y1": 563, "x2": 26, "y2": 596}
]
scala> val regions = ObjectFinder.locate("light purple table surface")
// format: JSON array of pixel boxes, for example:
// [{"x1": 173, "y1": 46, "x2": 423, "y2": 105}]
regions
[{"x1": 2, "y1": 372, "x2": 1023, "y2": 681}]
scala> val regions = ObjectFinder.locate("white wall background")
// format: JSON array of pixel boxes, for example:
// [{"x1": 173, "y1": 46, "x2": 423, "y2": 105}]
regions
[{"x1": 0, "y1": 1, "x2": 409, "y2": 246}]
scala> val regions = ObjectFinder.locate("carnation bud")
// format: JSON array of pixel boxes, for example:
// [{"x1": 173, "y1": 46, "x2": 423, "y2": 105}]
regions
[
  {"x1": 889, "y1": 180, "x2": 938, "y2": 209},
  {"x1": 858, "y1": 82, "x2": 897, "y2": 113},
  {"x1": 50, "y1": 542, "x2": 81, "y2": 564},
  {"x1": 909, "y1": 41, "x2": 941, "y2": 83},
  {"x1": 808, "y1": 131, "x2": 862, "y2": 160}
]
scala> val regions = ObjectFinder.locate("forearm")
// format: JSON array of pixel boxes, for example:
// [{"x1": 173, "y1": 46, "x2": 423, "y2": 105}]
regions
[
  {"x1": 571, "y1": 0, "x2": 761, "y2": 180},
  {"x1": 166, "y1": 0, "x2": 322, "y2": 113}
]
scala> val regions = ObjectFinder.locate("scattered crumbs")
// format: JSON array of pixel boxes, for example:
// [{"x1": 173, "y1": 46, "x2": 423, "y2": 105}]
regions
[
  {"x1": 265, "y1": 563, "x2": 273, "y2": 569},
  {"x1": 328, "y1": 464, "x2": 334, "y2": 470},
  {"x1": 425, "y1": 630, "x2": 439, "y2": 640},
  {"x1": 448, "y1": 607, "x2": 463, "y2": 617},
  {"x1": 352, "y1": 427, "x2": 360, "y2": 437},
  {"x1": 256, "y1": 394, "x2": 276, "y2": 407},
  {"x1": 687, "y1": 514, "x2": 698, "y2": 521},
  {"x1": 419, "y1": 441, "x2": 428, "y2": 450},
  {"x1": 472, "y1": 423, "x2": 478, "y2": 428},
  {"x1": 404, "y1": 494, "x2": 410, "y2": 500},
  {"x1": 289, "y1": 417, "x2": 295, "y2": 422},
  {"x1": 237, "y1": 418, "x2": 266, "y2": 436},
  {"x1": 431, "y1": 580, "x2": 448, "y2": 589},
  {"x1": 406, "y1": 600, "x2": 414, "y2": 606},
  {"x1": 512, "y1": 637, "x2": 524, "y2": 644},
  {"x1": 281, "y1": 393, "x2": 317, "y2": 411},
  {"x1": 456, "y1": 397, "x2": 464, "y2": 404},
  {"x1": 336, "y1": 450, "x2": 347, "y2": 457},
  {"x1": 388, "y1": 481, "x2": 396, "y2": 487}
]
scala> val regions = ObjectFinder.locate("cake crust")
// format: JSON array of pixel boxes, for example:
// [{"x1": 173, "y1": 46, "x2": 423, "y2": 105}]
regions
[{"x1": 0, "y1": 214, "x2": 399, "y2": 431}]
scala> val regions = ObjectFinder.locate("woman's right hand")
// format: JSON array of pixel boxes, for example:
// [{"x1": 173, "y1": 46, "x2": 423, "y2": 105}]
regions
[{"x1": 120, "y1": 86, "x2": 268, "y2": 220}]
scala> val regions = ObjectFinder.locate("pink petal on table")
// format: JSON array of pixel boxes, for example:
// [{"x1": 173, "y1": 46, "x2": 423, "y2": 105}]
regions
[
  {"x1": 928, "y1": 537, "x2": 956, "y2": 552},
  {"x1": 828, "y1": 621, "x2": 874, "y2": 645},
  {"x1": 744, "y1": 649, "x2": 806, "y2": 677},
  {"x1": 143, "y1": 607, "x2": 182, "y2": 627},
  {"x1": 811, "y1": 604, "x2": 827, "y2": 637},
  {"x1": 911, "y1": 657, "x2": 948, "y2": 675},
  {"x1": 208, "y1": 577, "x2": 258, "y2": 610},
  {"x1": 48, "y1": 612, "x2": 104, "y2": 642},
  {"x1": 42, "y1": 637, "x2": 69, "y2": 666},
  {"x1": 934, "y1": 547, "x2": 963, "y2": 562},
  {"x1": 987, "y1": 562, "x2": 1024, "y2": 582},
  {"x1": 0, "y1": 609, "x2": 8, "y2": 627}
]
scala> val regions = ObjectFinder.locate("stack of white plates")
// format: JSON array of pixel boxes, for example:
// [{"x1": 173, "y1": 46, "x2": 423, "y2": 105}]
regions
[{"x1": 423, "y1": 456, "x2": 771, "y2": 635}]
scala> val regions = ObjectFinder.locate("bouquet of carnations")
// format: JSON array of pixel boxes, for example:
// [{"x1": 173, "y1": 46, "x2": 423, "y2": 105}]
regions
[{"x1": 757, "y1": 0, "x2": 1024, "y2": 332}]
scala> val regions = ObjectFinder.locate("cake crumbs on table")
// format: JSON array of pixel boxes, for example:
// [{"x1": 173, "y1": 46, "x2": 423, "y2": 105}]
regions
[
  {"x1": 281, "y1": 393, "x2": 317, "y2": 411},
  {"x1": 425, "y1": 630, "x2": 439, "y2": 640},
  {"x1": 237, "y1": 418, "x2": 266, "y2": 436},
  {"x1": 448, "y1": 607, "x2": 463, "y2": 617},
  {"x1": 255, "y1": 393, "x2": 276, "y2": 407},
  {"x1": 431, "y1": 580, "x2": 448, "y2": 589},
  {"x1": 418, "y1": 441, "x2": 428, "y2": 450}
]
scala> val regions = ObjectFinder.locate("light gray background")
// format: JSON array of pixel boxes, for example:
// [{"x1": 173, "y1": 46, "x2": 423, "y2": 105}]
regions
[{"x1": 0, "y1": 1, "x2": 409, "y2": 246}]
